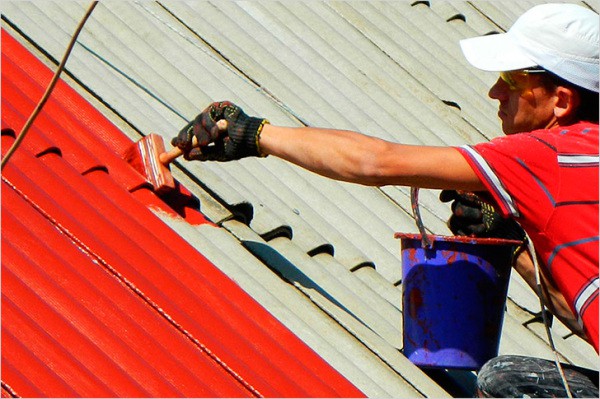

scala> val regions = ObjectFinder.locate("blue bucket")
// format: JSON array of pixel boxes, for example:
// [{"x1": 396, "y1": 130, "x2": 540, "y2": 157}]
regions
[{"x1": 395, "y1": 233, "x2": 520, "y2": 370}]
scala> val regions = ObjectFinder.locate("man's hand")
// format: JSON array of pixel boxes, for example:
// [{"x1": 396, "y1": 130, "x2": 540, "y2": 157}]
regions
[
  {"x1": 171, "y1": 101, "x2": 269, "y2": 161},
  {"x1": 439, "y1": 190, "x2": 526, "y2": 241}
]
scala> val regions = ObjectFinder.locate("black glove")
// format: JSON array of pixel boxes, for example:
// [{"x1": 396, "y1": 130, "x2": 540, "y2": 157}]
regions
[
  {"x1": 171, "y1": 101, "x2": 269, "y2": 161},
  {"x1": 439, "y1": 190, "x2": 526, "y2": 241}
]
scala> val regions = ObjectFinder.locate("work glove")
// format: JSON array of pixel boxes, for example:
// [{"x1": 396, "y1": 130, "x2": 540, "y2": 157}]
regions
[
  {"x1": 172, "y1": 101, "x2": 269, "y2": 161},
  {"x1": 439, "y1": 190, "x2": 526, "y2": 241}
]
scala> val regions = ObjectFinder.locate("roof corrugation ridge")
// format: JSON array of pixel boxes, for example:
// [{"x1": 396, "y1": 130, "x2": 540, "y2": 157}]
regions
[
  {"x1": 428, "y1": 1, "x2": 495, "y2": 35},
  {"x1": 505, "y1": 300, "x2": 598, "y2": 369},
  {"x1": 261, "y1": 158, "x2": 414, "y2": 263},
  {"x1": 219, "y1": 213, "x2": 406, "y2": 350},
  {"x1": 328, "y1": 1, "x2": 501, "y2": 137},
  {"x1": 178, "y1": 1, "x2": 367, "y2": 130},
  {"x1": 217, "y1": 2, "x2": 488, "y2": 143},
  {"x1": 261, "y1": 237, "x2": 403, "y2": 348},
  {"x1": 354, "y1": 266, "x2": 402, "y2": 308},
  {"x1": 232, "y1": 1, "x2": 455, "y2": 141},
  {"x1": 468, "y1": 1, "x2": 536, "y2": 30},
  {"x1": 242, "y1": 158, "x2": 387, "y2": 266}
]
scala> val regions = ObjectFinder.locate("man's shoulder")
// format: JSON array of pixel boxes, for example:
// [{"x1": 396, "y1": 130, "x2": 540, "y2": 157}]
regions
[
  {"x1": 489, "y1": 122, "x2": 600, "y2": 152},
  {"x1": 462, "y1": 122, "x2": 599, "y2": 157},
  {"x1": 525, "y1": 122, "x2": 599, "y2": 152},
  {"x1": 528, "y1": 122, "x2": 599, "y2": 138}
]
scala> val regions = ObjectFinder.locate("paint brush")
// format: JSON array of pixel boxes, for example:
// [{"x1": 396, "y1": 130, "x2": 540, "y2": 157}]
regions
[
  {"x1": 123, "y1": 120, "x2": 226, "y2": 195},
  {"x1": 123, "y1": 133, "x2": 178, "y2": 194}
]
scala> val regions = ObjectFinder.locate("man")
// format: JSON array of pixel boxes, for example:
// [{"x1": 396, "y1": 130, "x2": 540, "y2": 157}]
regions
[{"x1": 172, "y1": 3, "x2": 598, "y2": 397}]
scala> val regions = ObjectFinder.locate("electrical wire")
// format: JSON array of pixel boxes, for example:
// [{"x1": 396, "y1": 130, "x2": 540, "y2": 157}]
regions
[{"x1": 1, "y1": 1, "x2": 99, "y2": 171}]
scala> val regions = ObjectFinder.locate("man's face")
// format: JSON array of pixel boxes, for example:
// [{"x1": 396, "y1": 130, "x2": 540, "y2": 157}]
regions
[{"x1": 488, "y1": 70, "x2": 558, "y2": 135}]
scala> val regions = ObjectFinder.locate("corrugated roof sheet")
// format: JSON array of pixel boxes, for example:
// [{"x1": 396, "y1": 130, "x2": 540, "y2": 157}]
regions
[
  {"x1": 2, "y1": 1, "x2": 598, "y2": 397},
  {"x1": 1, "y1": 28, "x2": 365, "y2": 398}
]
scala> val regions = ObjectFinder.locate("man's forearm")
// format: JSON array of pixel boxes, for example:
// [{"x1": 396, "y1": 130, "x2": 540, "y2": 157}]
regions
[
  {"x1": 513, "y1": 250, "x2": 586, "y2": 338},
  {"x1": 259, "y1": 124, "x2": 484, "y2": 190},
  {"x1": 260, "y1": 125, "x2": 393, "y2": 184}
]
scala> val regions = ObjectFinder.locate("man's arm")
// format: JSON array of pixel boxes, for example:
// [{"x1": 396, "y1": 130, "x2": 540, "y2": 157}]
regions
[
  {"x1": 259, "y1": 124, "x2": 485, "y2": 191},
  {"x1": 513, "y1": 249, "x2": 586, "y2": 339},
  {"x1": 173, "y1": 101, "x2": 483, "y2": 191}
]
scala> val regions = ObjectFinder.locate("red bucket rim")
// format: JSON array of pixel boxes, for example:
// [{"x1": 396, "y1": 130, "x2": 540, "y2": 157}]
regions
[{"x1": 394, "y1": 232, "x2": 522, "y2": 246}]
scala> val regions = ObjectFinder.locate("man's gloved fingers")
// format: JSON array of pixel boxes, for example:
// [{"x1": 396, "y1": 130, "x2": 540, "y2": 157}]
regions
[
  {"x1": 453, "y1": 201, "x2": 483, "y2": 219},
  {"x1": 459, "y1": 195, "x2": 484, "y2": 209},
  {"x1": 447, "y1": 215, "x2": 467, "y2": 235},
  {"x1": 191, "y1": 125, "x2": 214, "y2": 147},
  {"x1": 186, "y1": 146, "x2": 214, "y2": 161},
  {"x1": 468, "y1": 224, "x2": 489, "y2": 236},
  {"x1": 441, "y1": 189, "x2": 523, "y2": 240},
  {"x1": 186, "y1": 140, "x2": 227, "y2": 161},
  {"x1": 205, "y1": 102, "x2": 223, "y2": 120},
  {"x1": 440, "y1": 190, "x2": 483, "y2": 210},
  {"x1": 219, "y1": 101, "x2": 238, "y2": 118},
  {"x1": 175, "y1": 101, "x2": 264, "y2": 162},
  {"x1": 448, "y1": 215, "x2": 486, "y2": 237},
  {"x1": 439, "y1": 189, "x2": 459, "y2": 203},
  {"x1": 210, "y1": 124, "x2": 225, "y2": 142},
  {"x1": 182, "y1": 146, "x2": 203, "y2": 161},
  {"x1": 207, "y1": 101, "x2": 236, "y2": 124},
  {"x1": 172, "y1": 121, "x2": 195, "y2": 150},
  {"x1": 200, "y1": 105, "x2": 232, "y2": 142}
]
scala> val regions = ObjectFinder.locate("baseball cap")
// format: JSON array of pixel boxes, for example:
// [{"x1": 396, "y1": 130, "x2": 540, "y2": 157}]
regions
[{"x1": 460, "y1": 3, "x2": 599, "y2": 93}]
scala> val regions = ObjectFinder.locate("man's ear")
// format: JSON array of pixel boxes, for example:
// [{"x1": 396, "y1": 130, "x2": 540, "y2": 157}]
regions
[{"x1": 554, "y1": 85, "x2": 580, "y2": 119}]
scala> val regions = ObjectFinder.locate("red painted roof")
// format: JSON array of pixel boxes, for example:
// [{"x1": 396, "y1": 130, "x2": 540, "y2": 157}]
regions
[{"x1": 1, "y1": 29, "x2": 364, "y2": 398}]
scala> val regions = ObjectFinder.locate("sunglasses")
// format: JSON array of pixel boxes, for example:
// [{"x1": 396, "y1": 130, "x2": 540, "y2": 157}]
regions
[{"x1": 499, "y1": 68, "x2": 547, "y2": 91}]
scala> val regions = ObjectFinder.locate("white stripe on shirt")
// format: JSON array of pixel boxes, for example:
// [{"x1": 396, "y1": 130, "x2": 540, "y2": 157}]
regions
[
  {"x1": 558, "y1": 154, "x2": 600, "y2": 166},
  {"x1": 460, "y1": 145, "x2": 520, "y2": 217},
  {"x1": 575, "y1": 277, "x2": 599, "y2": 326}
]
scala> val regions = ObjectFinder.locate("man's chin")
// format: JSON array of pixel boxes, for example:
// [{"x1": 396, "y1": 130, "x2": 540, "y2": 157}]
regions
[
  {"x1": 500, "y1": 122, "x2": 513, "y2": 135},
  {"x1": 500, "y1": 119, "x2": 522, "y2": 135}
]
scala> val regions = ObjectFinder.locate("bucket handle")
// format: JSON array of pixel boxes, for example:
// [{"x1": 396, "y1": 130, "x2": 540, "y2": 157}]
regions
[{"x1": 410, "y1": 187, "x2": 433, "y2": 249}]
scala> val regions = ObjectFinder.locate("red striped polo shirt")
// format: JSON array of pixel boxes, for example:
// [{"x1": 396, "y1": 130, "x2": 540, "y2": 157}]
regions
[{"x1": 457, "y1": 122, "x2": 599, "y2": 352}]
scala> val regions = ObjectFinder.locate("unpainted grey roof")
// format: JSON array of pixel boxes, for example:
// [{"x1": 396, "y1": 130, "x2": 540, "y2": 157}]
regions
[{"x1": 2, "y1": 0, "x2": 598, "y2": 396}]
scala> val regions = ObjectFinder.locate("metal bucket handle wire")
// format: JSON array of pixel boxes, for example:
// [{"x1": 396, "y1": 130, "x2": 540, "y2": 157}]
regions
[{"x1": 410, "y1": 187, "x2": 432, "y2": 249}]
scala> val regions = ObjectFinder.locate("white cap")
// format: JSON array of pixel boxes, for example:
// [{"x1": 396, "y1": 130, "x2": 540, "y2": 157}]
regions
[{"x1": 460, "y1": 3, "x2": 599, "y2": 93}]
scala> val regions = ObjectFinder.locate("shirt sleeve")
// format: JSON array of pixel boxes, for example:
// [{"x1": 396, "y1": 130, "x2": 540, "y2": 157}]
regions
[{"x1": 455, "y1": 133, "x2": 558, "y2": 222}]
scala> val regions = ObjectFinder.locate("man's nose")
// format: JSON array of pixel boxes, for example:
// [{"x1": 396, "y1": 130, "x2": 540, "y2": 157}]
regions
[{"x1": 488, "y1": 78, "x2": 509, "y2": 100}]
